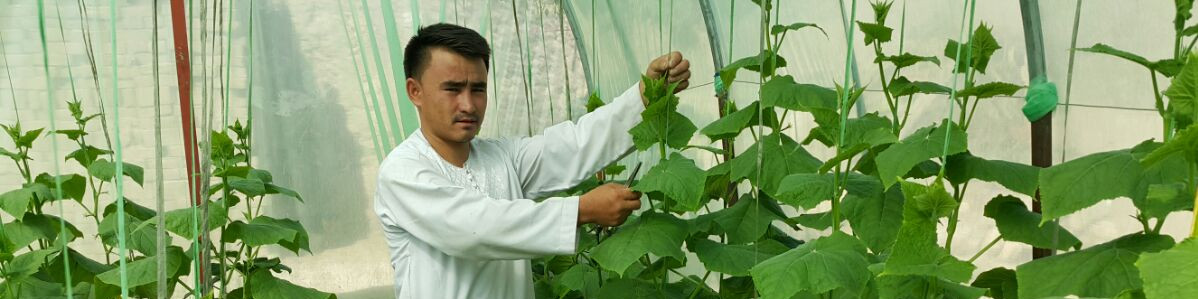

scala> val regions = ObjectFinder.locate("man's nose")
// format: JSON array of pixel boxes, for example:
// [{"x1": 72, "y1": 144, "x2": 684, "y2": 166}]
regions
[{"x1": 456, "y1": 93, "x2": 475, "y2": 114}]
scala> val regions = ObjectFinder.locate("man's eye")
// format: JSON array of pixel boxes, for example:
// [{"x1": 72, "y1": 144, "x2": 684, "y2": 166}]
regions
[
  {"x1": 471, "y1": 88, "x2": 486, "y2": 93},
  {"x1": 444, "y1": 88, "x2": 461, "y2": 92}
]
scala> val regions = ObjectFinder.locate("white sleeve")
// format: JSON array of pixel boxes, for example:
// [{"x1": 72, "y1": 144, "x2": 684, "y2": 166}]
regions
[
  {"x1": 376, "y1": 158, "x2": 579, "y2": 260},
  {"x1": 509, "y1": 85, "x2": 645, "y2": 199}
]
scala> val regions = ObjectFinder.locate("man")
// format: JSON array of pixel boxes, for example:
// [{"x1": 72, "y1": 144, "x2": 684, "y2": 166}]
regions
[{"x1": 373, "y1": 23, "x2": 692, "y2": 298}]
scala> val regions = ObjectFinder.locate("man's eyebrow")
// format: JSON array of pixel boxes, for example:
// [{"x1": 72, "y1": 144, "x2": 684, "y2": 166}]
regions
[{"x1": 441, "y1": 80, "x2": 487, "y2": 89}]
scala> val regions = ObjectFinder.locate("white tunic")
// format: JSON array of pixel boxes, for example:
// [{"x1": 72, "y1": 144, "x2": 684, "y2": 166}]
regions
[{"x1": 374, "y1": 85, "x2": 644, "y2": 298}]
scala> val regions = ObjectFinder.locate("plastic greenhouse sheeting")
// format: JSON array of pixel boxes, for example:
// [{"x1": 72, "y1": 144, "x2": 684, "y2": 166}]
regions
[{"x1": 1, "y1": 0, "x2": 1194, "y2": 298}]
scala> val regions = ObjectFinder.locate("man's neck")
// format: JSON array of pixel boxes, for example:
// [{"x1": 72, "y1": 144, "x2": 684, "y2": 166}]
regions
[{"x1": 421, "y1": 128, "x2": 471, "y2": 168}]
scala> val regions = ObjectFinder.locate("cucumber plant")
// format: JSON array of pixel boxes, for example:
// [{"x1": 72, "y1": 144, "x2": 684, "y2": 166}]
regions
[{"x1": 0, "y1": 101, "x2": 334, "y2": 298}]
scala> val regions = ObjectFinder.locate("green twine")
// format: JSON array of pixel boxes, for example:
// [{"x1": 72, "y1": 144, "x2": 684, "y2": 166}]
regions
[
  {"x1": 38, "y1": 0, "x2": 74, "y2": 296},
  {"x1": 940, "y1": 0, "x2": 978, "y2": 177},
  {"x1": 378, "y1": 0, "x2": 420, "y2": 139},
  {"x1": 108, "y1": 0, "x2": 130, "y2": 296},
  {"x1": 1023, "y1": 76, "x2": 1058, "y2": 122},
  {"x1": 338, "y1": 0, "x2": 386, "y2": 161},
  {"x1": 0, "y1": 32, "x2": 17, "y2": 124},
  {"x1": 409, "y1": 0, "x2": 422, "y2": 32},
  {"x1": 347, "y1": 0, "x2": 391, "y2": 152},
  {"x1": 359, "y1": 0, "x2": 401, "y2": 146}
]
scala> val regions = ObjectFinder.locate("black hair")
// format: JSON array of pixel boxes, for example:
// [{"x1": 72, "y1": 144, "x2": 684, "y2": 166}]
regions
[{"x1": 403, "y1": 23, "x2": 491, "y2": 79}]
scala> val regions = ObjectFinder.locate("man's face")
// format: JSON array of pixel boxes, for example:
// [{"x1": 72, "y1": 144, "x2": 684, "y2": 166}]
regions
[{"x1": 408, "y1": 48, "x2": 488, "y2": 144}]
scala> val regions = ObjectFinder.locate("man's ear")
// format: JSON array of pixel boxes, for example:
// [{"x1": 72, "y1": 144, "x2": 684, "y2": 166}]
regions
[{"x1": 406, "y1": 77, "x2": 422, "y2": 108}]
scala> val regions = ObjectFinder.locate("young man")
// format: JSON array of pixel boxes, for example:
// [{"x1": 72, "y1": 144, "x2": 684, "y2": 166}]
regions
[{"x1": 373, "y1": 23, "x2": 691, "y2": 298}]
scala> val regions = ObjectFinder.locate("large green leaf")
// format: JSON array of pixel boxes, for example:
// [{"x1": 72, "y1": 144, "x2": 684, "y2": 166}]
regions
[
  {"x1": 760, "y1": 75, "x2": 838, "y2": 113},
  {"x1": 96, "y1": 246, "x2": 186, "y2": 288},
  {"x1": 553, "y1": 263, "x2": 601, "y2": 298},
  {"x1": 159, "y1": 200, "x2": 229, "y2": 239},
  {"x1": 875, "y1": 121, "x2": 968, "y2": 188},
  {"x1": 0, "y1": 187, "x2": 36, "y2": 220},
  {"x1": 4, "y1": 249, "x2": 57, "y2": 279},
  {"x1": 1166, "y1": 54, "x2": 1198, "y2": 124},
  {"x1": 876, "y1": 53, "x2": 940, "y2": 69},
  {"x1": 770, "y1": 22, "x2": 827, "y2": 36},
  {"x1": 228, "y1": 177, "x2": 268, "y2": 197},
  {"x1": 1077, "y1": 43, "x2": 1153, "y2": 69},
  {"x1": 956, "y1": 82, "x2": 1022, "y2": 100},
  {"x1": 773, "y1": 173, "x2": 834, "y2": 210},
  {"x1": 1142, "y1": 123, "x2": 1198, "y2": 166},
  {"x1": 15, "y1": 128, "x2": 44, "y2": 148},
  {"x1": 720, "y1": 50, "x2": 789, "y2": 87},
  {"x1": 693, "y1": 195, "x2": 784, "y2": 244},
  {"x1": 1039, "y1": 149, "x2": 1142, "y2": 222},
  {"x1": 1138, "y1": 237, "x2": 1198, "y2": 299},
  {"x1": 944, "y1": 24, "x2": 1001, "y2": 74},
  {"x1": 945, "y1": 153, "x2": 1040, "y2": 196},
  {"x1": 65, "y1": 145, "x2": 111, "y2": 167},
  {"x1": 689, "y1": 238, "x2": 788, "y2": 276},
  {"x1": 7, "y1": 214, "x2": 83, "y2": 248},
  {"x1": 87, "y1": 159, "x2": 145, "y2": 186},
  {"x1": 1132, "y1": 140, "x2": 1194, "y2": 219},
  {"x1": 750, "y1": 232, "x2": 872, "y2": 299},
  {"x1": 883, "y1": 181, "x2": 974, "y2": 283},
  {"x1": 970, "y1": 267, "x2": 1018, "y2": 299},
  {"x1": 730, "y1": 133, "x2": 821, "y2": 195},
  {"x1": 878, "y1": 274, "x2": 986, "y2": 299},
  {"x1": 590, "y1": 212, "x2": 688, "y2": 274},
  {"x1": 98, "y1": 213, "x2": 163, "y2": 256},
  {"x1": 888, "y1": 76, "x2": 952, "y2": 98},
  {"x1": 595, "y1": 278, "x2": 671, "y2": 299},
  {"x1": 1016, "y1": 233, "x2": 1175, "y2": 299},
  {"x1": 629, "y1": 79, "x2": 697, "y2": 151},
  {"x1": 843, "y1": 185, "x2": 904, "y2": 254},
  {"x1": 700, "y1": 101, "x2": 778, "y2": 141},
  {"x1": 857, "y1": 21, "x2": 893, "y2": 45},
  {"x1": 222, "y1": 216, "x2": 299, "y2": 247},
  {"x1": 248, "y1": 270, "x2": 336, "y2": 299},
  {"x1": 254, "y1": 216, "x2": 311, "y2": 254},
  {"x1": 983, "y1": 195, "x2": 1081, "y2": 250},
  {"x1": 33, "y1": 173, "x2": 86, "y2": 203},
  {"x1": 633, "y1": 153, "x2": 706, "y2": 212}
]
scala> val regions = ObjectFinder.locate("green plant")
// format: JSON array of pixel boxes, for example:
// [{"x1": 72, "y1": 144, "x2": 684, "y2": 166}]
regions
[
  {"x1": 524, "y1": 0, "x2": 1121, "y2": 298},
  {"x1": 1021, "y1": 1, "x2": 1198, "y2": 298},
  {"x1": 0, "y1": 103, "x2": 333, "y2": 298}
]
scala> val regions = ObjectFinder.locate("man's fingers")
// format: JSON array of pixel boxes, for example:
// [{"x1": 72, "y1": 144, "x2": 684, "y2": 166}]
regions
[
  {"x1": 668, "y1": 70, "x2": 691, "y2": 83},
  {"x1": 674, "y1": 80, "x2": 690, "y2": 92},
  {"x1": 670, "y1": 59, "x2": 690, "y2": 74},
  {"x1": 623, "y1": 198, "x2": 642, "y2": 211}
]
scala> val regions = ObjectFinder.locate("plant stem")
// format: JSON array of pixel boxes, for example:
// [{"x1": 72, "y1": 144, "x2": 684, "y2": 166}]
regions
[
  {"x1": 668, "y1": 268, "x2": 707, "y2": 290},
  {"x1": 946, "y1": 182, "x2": 968, "y2": 252},
  {"x1": 968, "y1": 236, "x2": 1001, "y2": 263},
  {"x1": 687, "y1": 271, "x2": 712, "y2": 299}
]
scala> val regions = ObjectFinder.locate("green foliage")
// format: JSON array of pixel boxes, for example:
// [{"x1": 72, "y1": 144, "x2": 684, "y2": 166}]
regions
[
  {"x1": 1137, "y1": 237, "x2": 1198, "y2": 298},
  {"x1": 1039, "y1": 149, "x2": 1143, "y2": 222},
  {"x1": 632, "y1": 153, "x2": 706, "y2": 212},
  {"x1": 944, "y1": 23, "x2": 1001, "y2": 74},
  {"x1": 750, "y1": 232, "x2": 872, "y2": 298},
  {"x1": 884, "y1": 180, "x2": 974, "y2": 283},
  {"x1": 983, "y1": 195, "x2": 1081, "y2": 250},
  {"x1": 629, "y1": 76, "x2": 697, "y2": 151},
  {"x1": 590, "y1": 212, "x2": 688, "y2": 274},
  {"x1": 970, "y1": 267, "x2": 1018, "y2": 299},
  {"x1": 1167, "y1": 54, "x2": 1198, "y2": 124},
  {"x1": 875, "y1": 121, "x2": 969, "y2": 188},
  {"x1": 0, "y1": 111, "x2": 329, "y2": 298},
  {"x1": 1016, "y1": 233, "x2": 1174, "y2": 299}
]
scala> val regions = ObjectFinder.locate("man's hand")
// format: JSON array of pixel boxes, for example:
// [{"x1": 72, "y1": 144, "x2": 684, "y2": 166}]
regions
[
  {"x1": 578, "y1": 183, "x2": 642, "y2": 227},
  {"x1": 640, "y1": 51, "x2": 692, "y2": 105}
]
